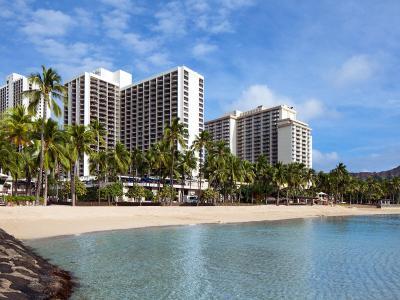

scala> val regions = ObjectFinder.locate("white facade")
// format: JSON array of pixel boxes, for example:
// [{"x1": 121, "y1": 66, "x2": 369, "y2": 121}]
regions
[
  {"x1": 204, "y1": 110, "x2": 240, "y2": 155},
  {"x1": 120, "y1": 66, "x2": 204, "y2": 167},
  {"x1": 205, "y1": 105, "x2": 312, "y2": 168},
  {"x1": 65, "y1": 66, "x2": 204, "y2": 177},
  {"x1": 277, "y1": 118, "x2": 312, "y2": 168},
  {"x1": 0, "y1": 73, "x2": 49, "y2": 119},
  {"x1": 64, "y1": 68, "x2": 133, "y2": 177}
]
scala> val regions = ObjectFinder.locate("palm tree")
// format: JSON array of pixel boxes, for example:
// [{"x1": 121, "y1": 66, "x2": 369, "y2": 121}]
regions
[
  {"x1": 131, "y1": 147, "x2": 145, "y2": 178},
  {"x1": 108, "y1": 142, "x2": 131, "y2": 179},
  {"x1": 192, "y1": 130, "x2": 212, "y2": 200},
  {"x1": 241, "y1": 159, "x2": 255, "y2": 202},
  {"x1": 177, "y1": 150, "x2": 197, "y2": 202},
  {"x1": 204, "y1": 141, "x2": 230, "y2": 202},
  {"x1": 89, "y1": 120, "x2": 106, "y2": 173},
  {"x1": 1, "y1": 105, "x2": 32, "y2": 148},
  {"x1": 40, "y1": 119, "x2": 68, "y2": 205},
  {"x1": 19, "y1": 145, "x2": 38, "y2": 196},
  {"x1": 66, "y1": 125, "x2": 95, "y2": 206},
  {"x1": 163, "y1": 118, "x2": 187, "y2": 204},
  {"x1": 148, "y1": 142, "x2": 169, "y2": 190},
  {"x1": 1, "y1": 106, "x2": 33, "y2": 196},
  {"x1": 90, "y1": 150, "x2": 109, "y2": 203},
  {"x1": 331, "y1": 162, "x2": 349, "y2": 203},
  {"x1": 254, "y1": 155, "x2": 273, "y2": 204},
  {"x1": 273, "y1": 162, "x2": 286, "y2": 205},
  {"x1": 391, "y1": 177, "x2": 400, "y2": 204},
  {"x1": 23, "y1": 66, "x2": 66, "y2": 203}
]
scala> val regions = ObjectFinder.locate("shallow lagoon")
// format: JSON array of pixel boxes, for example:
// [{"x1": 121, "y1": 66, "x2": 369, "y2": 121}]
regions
[{"x1": 28, "y1": 215, "x2": 400, "y2": 300}]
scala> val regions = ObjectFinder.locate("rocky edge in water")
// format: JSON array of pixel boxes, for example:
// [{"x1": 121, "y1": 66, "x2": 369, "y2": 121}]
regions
[{"x1": 0, "y1": 229, "x2": 73, "y2": 299}]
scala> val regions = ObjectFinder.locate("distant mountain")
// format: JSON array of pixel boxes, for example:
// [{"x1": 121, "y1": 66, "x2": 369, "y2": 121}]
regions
[{"x1": 352, "y1": 165, "x2": 400, "y2": 179}]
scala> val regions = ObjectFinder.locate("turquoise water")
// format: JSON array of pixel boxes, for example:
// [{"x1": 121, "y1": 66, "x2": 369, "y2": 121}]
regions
[{"x1": 28, "y1": 215, "x2": 400, "y2": 300}]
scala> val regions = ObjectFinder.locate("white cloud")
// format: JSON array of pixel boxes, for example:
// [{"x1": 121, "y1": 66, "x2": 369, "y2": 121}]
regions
[
  {"x1": 147, "y1": 53, "x2": 171, "y2": 66},
  {"x1": 192, "y1": 43, "x2": 218, "y2": 57},
  {"x1": 134, "y1": 52, "x2": 172, "y2": 73},
  {"x1": 27, "y1": 39, "x2": 113, "y2": 79},
  {"x1": 227, "y1": 84, "x2": 334, "y2": 122},
  {"x1": 193, "y1": 0, "x2": 255, "y2": 33},
  {"x1": 101, "y1": 8, "x2": 157, "y2": 54},
  {"x1": 21, "y1": 9, "x2": 74, "y2": 37},
  {"x1": 0, "y1": 0, "x2": 31, "y2": 19},
  {"x1": 230, "y1": 85, "x2": 289, "y2": 111},
  {"x1": 100, "y1": 0, "x2": 132, "y2": 7},
  {"x1": 220, "y1": 0, "x2": 255, "y2": 10},
  {"x1": 333, "y1": 55, "x2": 376, "y2": 86},
  {"x1": 313, "y1": 149, "x2": 340, "y2": 171},
  {"x1": 297, "y1": 98, "x2": 325, "y2": 121},
  {"x1": 153, "y1": 1, "x2": 187, "y2": 36}
]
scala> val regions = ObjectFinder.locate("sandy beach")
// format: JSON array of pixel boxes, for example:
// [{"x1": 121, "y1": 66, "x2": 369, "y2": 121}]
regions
[{"x1": 0, "y1": 205, "x2": 398, "y2": 240}]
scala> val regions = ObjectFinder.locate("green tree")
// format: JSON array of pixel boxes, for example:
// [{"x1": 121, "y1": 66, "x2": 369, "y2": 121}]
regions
[
  {"x1": 101, "y1": 182, "x2": 123, "y2": 205},
  {"x1": 273, "y1": 162, "x2": 287, "y2": 205},
  {"x1": 202, "y1": 188, "x2": 219, "y2": 204},
  {"x1": 39, "y1": 119, "x2": 68, "y2": 205},
  {"x1": 126, "y1": 184, "x2": 145, "y2": 203},
  {"x1": 23, "y1": 66, "x2": 66, "y2": 203},
  {"x1": 62, "y1": 177, "x2": 87, "y2": 200},
  {"x1": 156, "y1": 185, "x2": 177, "y2": 203},
  {"x1": 89, "y1": 150, "x2": 109, "y2": 204},
  {"x1": 108, "y1": 142, "x2": 131, "y2": 179},
  {"x1": 163, "y1": 118, "x2": 187, "y2": 203},
  {"x1": 177, "y1": 149, "x2": 197, "y2": 202},
  {"x1": 131, "y1": 147, "x2": 146, "y2": 178},
  {"x1": 66, "y1": 124, "x2": 95, "y2": 206},
  {"x1": 192, "y1": 130, "x2": 212, "y2": 200}
]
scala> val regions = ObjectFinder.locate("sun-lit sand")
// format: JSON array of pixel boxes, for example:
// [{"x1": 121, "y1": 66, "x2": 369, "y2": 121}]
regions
[{"x1": 0, "y1": 205, "x2": 399, "y2": 240}]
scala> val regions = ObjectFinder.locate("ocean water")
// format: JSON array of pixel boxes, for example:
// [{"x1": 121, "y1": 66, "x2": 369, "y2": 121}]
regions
[{"x1": 28, "y1": 215, "x2": 400, "y2": 300}]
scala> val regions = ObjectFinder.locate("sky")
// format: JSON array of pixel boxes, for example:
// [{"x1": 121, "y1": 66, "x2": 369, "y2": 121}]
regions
[{"x1": 0, "y1": 0, "x2": 399, "y2": 172}]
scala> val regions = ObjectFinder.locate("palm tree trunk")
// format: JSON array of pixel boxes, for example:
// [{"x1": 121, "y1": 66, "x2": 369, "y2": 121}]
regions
[
  {"x1": 181, "y1": 178, "x2": 185, "y2": 203},
  {"x1": 43, "y1": 171, "x2": 48, "y2": 206},
  {"x1": 276, "y1": 189, "x2": 280, "y2": 206},
  {"x1": 286, "y1": 190, "x2": 289, "y2": 205},
  {"x1": 170, "y1": 149, "x2": 175, "y2": 205},
  {"x1": 36, "y1": 115, "x2": 45, "y2": 204},
  {"x1": 26, "y1": 169, "x2": 32, "y2": 196},
  {"x1": 198, "y1": 165, "x2": 202, "y2": 201},
  {"x1": 13, "y1": 175, "x2": 17, "y2": 196},
  {"x1": 71, "y1": 163, "x2": 76, "y2": 206}
]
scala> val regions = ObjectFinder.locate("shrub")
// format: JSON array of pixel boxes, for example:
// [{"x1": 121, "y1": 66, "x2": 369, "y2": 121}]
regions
[
  {"x1": 100, "y1": 182, "x2": 123, "y2": 200},
  {"x1": 126, "y1": 184, "x2": 145, "y2": 201},
  {"x1": 5, "y1": 196, "x2": 43, "y2": 205},
  {"x1": 156, "y1": 186, "x2": 177, "y2": 203},
  {"x1": 79, "y1": 187, "x2": 99, "y2": 202},
  {"x1": 202, "y1": 188, "x2": 219, "y2": 203},
  {"x1": 144, "y1": 189, "x2": 155, "y2": 202},
  {"x1": 62, "y1": 178, "x2": 87, "y2": 200}
]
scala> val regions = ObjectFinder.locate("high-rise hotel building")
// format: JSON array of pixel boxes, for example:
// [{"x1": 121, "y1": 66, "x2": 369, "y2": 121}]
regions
[
  {"x1": 205, "y1": 105, "x2": 312, "y2": 168},
  {"x1": 64, "y1": 66, "x2": 204, "y2": 177},
  {"x1": 120, "y1": 66, "x2": 204, "y2": 153},
  {"x1": 64, "y1": 68, "x2": 132, "y2": 177},
  {"x1": 0, "y1": 73, "x2": 49, "y2": 118}
]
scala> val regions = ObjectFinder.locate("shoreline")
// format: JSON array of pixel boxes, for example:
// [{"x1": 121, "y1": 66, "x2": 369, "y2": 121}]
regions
[
  {"x1": 26, "y1": 214, "x2": 399, "y2": 243},
  {"x1": 1, "y1": 205, "x2": 400, "y2": 240}
]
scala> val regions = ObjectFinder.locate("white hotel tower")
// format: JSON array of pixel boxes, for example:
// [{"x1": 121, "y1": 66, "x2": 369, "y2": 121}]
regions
[
  {"x1": 64, "y1": 68, "x2": 132, "y2": 177},
  {"x1": 120, "y1": 66, "x2": 204, "y2": 153},
  {"x1": 64, "y1": 66, "x2": 204, "y2": 177},
  {"x1": 0, "y1": 73, "x2": 49, "y2": 119},
  {"x1": 205, "y1": 105, "x2": 312, "y2": 168}
]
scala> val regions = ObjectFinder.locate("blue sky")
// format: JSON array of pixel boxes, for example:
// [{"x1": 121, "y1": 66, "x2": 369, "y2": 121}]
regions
[{"x1": 1, "y1": 0, "x2": 399, "y2": 172}]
